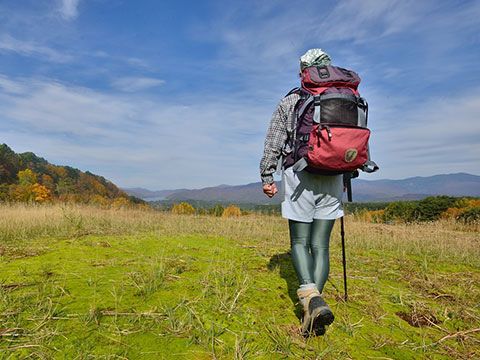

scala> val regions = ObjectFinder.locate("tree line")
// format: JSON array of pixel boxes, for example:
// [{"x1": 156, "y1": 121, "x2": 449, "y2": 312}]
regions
[
  {"x1": 357, "y1": 196, "x2": 480, "y2": 225},
  {"x1": 0, "y1": 144, "x2": 143, "y2": 207}
]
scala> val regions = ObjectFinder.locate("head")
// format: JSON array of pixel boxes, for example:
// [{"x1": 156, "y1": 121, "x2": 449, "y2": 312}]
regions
[{"x1": 299, "y1": 49, "x2": 331, "y2": 73}]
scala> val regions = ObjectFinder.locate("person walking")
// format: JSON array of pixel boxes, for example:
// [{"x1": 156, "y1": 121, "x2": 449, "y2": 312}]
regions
[{"x1": 260, "y1": 49, "x2": 344, "y2": 337}]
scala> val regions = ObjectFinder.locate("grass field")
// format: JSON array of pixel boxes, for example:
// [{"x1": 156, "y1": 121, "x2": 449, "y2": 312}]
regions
[{"x1": 0, "y1": 204, "x2": 479, "y2": 359}]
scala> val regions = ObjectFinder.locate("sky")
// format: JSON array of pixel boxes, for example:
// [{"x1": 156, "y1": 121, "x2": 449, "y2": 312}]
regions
[{"x1": 0, "y1": 0, "x2": 479, "y2": 190}]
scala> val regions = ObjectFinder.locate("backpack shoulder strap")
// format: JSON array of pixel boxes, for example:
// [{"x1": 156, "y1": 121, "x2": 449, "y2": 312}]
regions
[{"x1": 285, "y1": 87, "x2": 301, "y2": 97}]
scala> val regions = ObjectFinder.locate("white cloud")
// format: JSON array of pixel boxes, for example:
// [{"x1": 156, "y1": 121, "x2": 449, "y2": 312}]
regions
[
  {"x1": 111, "y1": 77, "x2": 165, "y2": 92},
  {"x1": 59, "y1": 0, "x2": 81, "y2": 20},
  {"x1": 363, "y1": 88, "x2": 480, "y2": 180},
  {"x1": 1, "y1": 73, "x2": 478, "y2": 188},
  {"x1": 0, "y1": 75, "x2": 28, "y2": 94},
  {"x1": 1, "y1": 1, "x2": 479, "y2": 187},
  {"x1": 0, "y1": 75, "x2": 269, "y2": 188},
  {"x1": 0, "y1": 35, "x2": 72, "y2": 63},
  {"x1": 211, "y1": 0, "x2": 430, "y2": 70}
]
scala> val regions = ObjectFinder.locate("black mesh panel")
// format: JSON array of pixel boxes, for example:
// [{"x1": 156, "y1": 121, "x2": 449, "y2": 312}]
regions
[{"x1": 321, "y1": 98, "x2": 357, "y2": 125}]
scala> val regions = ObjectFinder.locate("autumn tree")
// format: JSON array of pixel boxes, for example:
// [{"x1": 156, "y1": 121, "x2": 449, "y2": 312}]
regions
[
  {"x1": 171, "y1": 202, "x2": 195, "y2": 215},
  {"x1": 41, "y1": 174, "x2": 55, "y2": 193},
  {"x1": 89, "y1": 194, "x2": 111, "y2": 207},
  {"x1": 18, "y1": 169, "x2": 37, "y2": 185},
  {"x1": 112, "y1": 197, "x2": 130, "y2": 209},
  {"x1": 222, "y1": 205, "x2": 242, "y2": 217},
  {"x1": 32, "y1": 183, "x2": 51, "y2": 202}
]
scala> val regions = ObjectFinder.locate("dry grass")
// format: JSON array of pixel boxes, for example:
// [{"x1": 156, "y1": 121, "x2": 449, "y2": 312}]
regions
[
  {"x1": 1, "y1": 203, "x2": 478, "y2": 266},
  {"x1": 0, "y1": 203, "x2": 479, "y2": 359}
]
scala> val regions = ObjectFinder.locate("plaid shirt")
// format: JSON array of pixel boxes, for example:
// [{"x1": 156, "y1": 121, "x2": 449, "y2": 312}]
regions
[{"x1": 260, "y1": 93, "x2": 300, "y2": 185}]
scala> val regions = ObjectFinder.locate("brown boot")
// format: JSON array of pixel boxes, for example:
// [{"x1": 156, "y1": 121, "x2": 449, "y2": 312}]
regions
[{"x1": 297, "y1": 287, "x2": 334, "y2": 336}]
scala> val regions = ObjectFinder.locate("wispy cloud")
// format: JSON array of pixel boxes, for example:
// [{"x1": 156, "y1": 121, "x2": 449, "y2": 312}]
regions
[
  {"x1": 365, "y1": 88, "x2": 480, "y2": 179},
  {"x1": 0, "y1": 75, "x2": 269, "y2": 188},
  {"x1": 59, "y1": 0, "x2": 81, "y2": 20},
  {"x1": 0, "y1": 35, "x2": 72, "y2": 63},
  {"x1": 0, "y1": 1, "x2": 478, "y2": 188},
  {"x1": 111, "y1": 77, "x2": 165, "y2": 92}
]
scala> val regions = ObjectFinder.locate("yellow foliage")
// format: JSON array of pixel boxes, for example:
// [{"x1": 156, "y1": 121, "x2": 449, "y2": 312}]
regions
[
  {"x1": 441, "y1": 207, "x2": 462, "y2": 219},
  {"x1": 441, "y1": 199, "x2": 480, "y2": 219},
  {"x1": 360, "y1": 209, "x2": 385, "y2": 223},
  {"x1": 58, "y1": 193, "x2": 82, "y2": 203},
  {"x1": 55, "y1": 166, "x2": 68, "y2": 179},
  {"x1": 89, "y1": 194, "x2": 111, "y2": 207},
  {"x1": 112, "y1": 197, "x2": 131, "y2": 209},
  {"x1": 32, "y1": 183, "x2": 51, "y2": 202},
  {"x1": 222, "y1": 205, "x2": 242, "y2": 217},
  {"x1": 10, "y1": 182, "x2": 51, "y2": 203},
  {"x1": 135, "y1": 203, "x2": 152, "y2": 211},
  {"x1": 10, "y1": 184, "x2": 34, "y2": 202},
  {"x1": 41, "y1": 174, "x2": 55, "y2": 192},
  {"x1": 466, "y1": 199, "x2": 480, "y2": 208},
  {"x1": 17, "y1": 169, "x2": 37, "y2": 186},
  {"x1": 171, "y1": 202, "x2": 195, "y2": 215}
]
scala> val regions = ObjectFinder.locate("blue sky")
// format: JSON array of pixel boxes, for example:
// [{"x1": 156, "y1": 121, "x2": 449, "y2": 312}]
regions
[{"x1": 0, "y1": 0, "x2": 479, "y2": 189}]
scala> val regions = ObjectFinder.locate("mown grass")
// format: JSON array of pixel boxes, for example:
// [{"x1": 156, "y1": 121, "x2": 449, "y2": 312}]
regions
[{"x1": 0, "y1": 203, "x2": 479, "y2": 359}]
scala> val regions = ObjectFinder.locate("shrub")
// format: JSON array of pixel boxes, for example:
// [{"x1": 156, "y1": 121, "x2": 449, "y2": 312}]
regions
[
  {"x1": 89, "y1": 194, "x2": 111, "y2": 207},
  {"x1": 456, "y1": 207, "x2": 480, "y2": 224},
  {"x1": 112, "y1": 197, "x2": 131, "y2": 209},
  {"x1": 171, "y1": 202, "x2": 195, "y2": 215},
  {"x1": 0, "y1": 184, "x2": 8, "y2": 201},
  {"x1": 196, "y1": 208, "x2": 208, "y2": 215},
  {"x1": 384, "y1": 201, "x2": 417, "y2": 223},
  {"x1": 222, "y1": 205, "x2": 242, "y2": 217},
  {"x1": 209, "y1": 205, "x2": 224, "y2": 217},
  {"x1": 441, "y1": 207, "x2": 462, "y2": 220},
  {"x1": 368, "y1": 209, "x2": 385, "y2": 223},
  {"x1": 415, "y1": 196, "x2": 458, "y2": 222}
]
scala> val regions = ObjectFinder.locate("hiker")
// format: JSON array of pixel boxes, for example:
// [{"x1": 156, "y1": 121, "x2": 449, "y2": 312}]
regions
[{"x1": 260, "y1": 49, "x2": 357, "y2": 336}]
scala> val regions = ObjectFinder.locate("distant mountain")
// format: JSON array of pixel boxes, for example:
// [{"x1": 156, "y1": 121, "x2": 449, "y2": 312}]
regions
[
  {"x1": 167, "y1": 183, "x2": 279, "y2": 205},
  {"x1": 121, "y1": 187, "x2": 184, "y2": 201},
  {"x1": 351, "y1": 173, "x2": 480, "y2": 202},
  {"x1": 124, "y1": 173, "x2": 480, "y2": 204}
]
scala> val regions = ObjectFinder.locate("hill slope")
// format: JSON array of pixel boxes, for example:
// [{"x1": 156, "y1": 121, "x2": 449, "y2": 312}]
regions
[{"x1": 0, "y1": 143, "x2": 139, "y2": 203}]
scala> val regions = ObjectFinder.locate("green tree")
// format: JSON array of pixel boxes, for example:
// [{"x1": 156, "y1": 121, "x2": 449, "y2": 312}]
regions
[
  {"x1": 456, "y1": 207, "x2": 480, "y2": 224},
  {"x1": 415, "y1": 196, "x2": 457, "y2": 222},
  {"x1": 0, "y1": 184, "x2": 9, "y2": 201},
  {"x1": 383, "y1": 201, "x2": 417, "y2": 223},
  {"x1": 209, "y1": 204, "x2": 224, "y2": 217},
  {"x1": 17, "y1": 169, "x2": 37, "y2": 186}
]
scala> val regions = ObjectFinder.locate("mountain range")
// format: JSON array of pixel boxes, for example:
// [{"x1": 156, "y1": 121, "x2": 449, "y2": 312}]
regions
[{"x1": 123, "y1": 173, "x2": 480, "y2": 204}]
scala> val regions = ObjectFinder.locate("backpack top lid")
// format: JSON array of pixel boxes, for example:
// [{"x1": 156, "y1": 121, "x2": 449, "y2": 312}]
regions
[{"x1": 301, "y1": 65, "x2": 361, "y2": 95}]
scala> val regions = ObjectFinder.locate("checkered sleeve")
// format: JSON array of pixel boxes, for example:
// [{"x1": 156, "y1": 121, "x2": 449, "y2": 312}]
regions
[{"x1": 259, "y1": 95, "x2": 298, "y2": 185}]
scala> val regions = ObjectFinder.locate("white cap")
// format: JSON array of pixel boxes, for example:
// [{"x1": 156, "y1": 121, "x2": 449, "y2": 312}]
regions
[{"x1": 300, "y1": 48, "x2": 331, "y2": 71}]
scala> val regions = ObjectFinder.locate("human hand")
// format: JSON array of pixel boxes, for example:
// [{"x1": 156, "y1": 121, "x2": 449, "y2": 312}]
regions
[{"x1": 262, "y1": 183, "x2": 278, "y2": 198}]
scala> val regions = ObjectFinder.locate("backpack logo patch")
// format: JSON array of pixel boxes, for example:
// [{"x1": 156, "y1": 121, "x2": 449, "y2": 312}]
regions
[{"x1": 345, "y1": 149, "x2": 358, "y2": 163}]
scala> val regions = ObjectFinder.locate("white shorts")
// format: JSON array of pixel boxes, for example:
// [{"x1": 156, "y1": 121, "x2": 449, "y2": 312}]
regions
[{"x1": 281, "y1": 167, "x2": 344, "y2": 222}]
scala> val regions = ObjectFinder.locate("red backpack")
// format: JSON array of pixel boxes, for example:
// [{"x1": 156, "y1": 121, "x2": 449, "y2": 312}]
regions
[{"x1": 283, "y1": 65, "x2": 378, "y2": 175}]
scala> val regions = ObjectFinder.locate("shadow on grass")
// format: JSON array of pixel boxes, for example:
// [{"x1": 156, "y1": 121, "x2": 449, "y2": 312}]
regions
[{"x1": 267, "y1": 251, "x2": 303, "y2": 320}]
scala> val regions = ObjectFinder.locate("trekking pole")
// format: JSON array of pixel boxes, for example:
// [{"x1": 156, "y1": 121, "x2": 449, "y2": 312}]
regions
[
  {"x1": 341, "y1": 173, "x2": 354, "y2": 301},
  {"x1": 340, "y1": 216, "x2": 348, "y2": 301}
]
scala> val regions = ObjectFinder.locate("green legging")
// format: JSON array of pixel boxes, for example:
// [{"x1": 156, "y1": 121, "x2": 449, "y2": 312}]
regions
[{"x1": 289, "y1": 219, "x2": 335, "y2": 293}]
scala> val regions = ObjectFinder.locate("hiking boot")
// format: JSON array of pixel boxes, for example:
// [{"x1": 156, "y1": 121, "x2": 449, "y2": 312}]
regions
[{"x1": 297, "y1": 287, "x2": 334, "y2": 337}]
